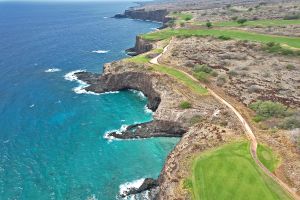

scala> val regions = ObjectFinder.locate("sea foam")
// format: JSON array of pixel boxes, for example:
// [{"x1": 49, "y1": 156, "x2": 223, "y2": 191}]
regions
[
  {"x1": 119, "y1": 178, "x2": 145, "y2": 199},
  {"x1": 92, "y1": 50, "x2": 109, "y2": 54},
  {"x1": 45, "y1": 68, "x2": 61, "y2": 73}
]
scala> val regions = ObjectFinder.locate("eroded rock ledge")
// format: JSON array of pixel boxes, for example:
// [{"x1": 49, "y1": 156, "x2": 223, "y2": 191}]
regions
[
  {"x1": 75, "y1": 71, "x2": 161, "y2": 111},
  {"x1": 108, "y1": 120, "x2": 187, "y2": 139}
]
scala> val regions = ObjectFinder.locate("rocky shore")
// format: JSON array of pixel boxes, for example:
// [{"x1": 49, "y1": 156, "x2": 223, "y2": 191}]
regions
[{"x1": 75, "y1": 55, "x2": 244, "y2": 199}]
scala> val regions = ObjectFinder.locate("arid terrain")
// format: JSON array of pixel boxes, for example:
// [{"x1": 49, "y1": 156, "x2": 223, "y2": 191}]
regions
[{"x1": 105, "y1": 0, "x2": 300, "y2": 199}]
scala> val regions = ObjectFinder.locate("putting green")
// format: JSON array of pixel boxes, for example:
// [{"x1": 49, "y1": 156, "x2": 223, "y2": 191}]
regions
[{"x1": 187, "y1": 142, "x2": 291, "y2": 200}]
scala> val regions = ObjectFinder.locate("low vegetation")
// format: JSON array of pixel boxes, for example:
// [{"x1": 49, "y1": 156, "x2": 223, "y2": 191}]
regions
[
  {"x1": 186, "y1": 142, "x2": 290, "y2": 200},
  {"x1": 152, "y1": 65, "x2": 208, "y2": 95},
  {"x1": 179, "y1": 101, "x2": 192, "y2": 109},
  {"x1": 249, "y1": 100, "x2": 288, "y2": 122},
  {"x1": 257, "y1": 144, "x2": 280, "y2": 172},
  {"x1": 193, "y1": 64, "x2": 218, "y2": 82},
  {"x1": 141, "y1": 29, "x2": 300, "y2": 49},
  {"x1": 263, "y1": 42, "x2": 300, "y2": 56},
  {"x1": 125, "y1": 54, "x2": 150, "y2": 63}
]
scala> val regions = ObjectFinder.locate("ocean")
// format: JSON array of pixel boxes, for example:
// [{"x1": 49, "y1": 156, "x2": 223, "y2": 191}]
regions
[{"x1": 0, "y1": 2, "x2": 179, "y2": 199}]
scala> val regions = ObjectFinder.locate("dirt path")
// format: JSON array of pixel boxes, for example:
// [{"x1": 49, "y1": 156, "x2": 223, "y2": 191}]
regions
[{"x1": 150, "y1": 39, "x2": 299, "y2": 200}]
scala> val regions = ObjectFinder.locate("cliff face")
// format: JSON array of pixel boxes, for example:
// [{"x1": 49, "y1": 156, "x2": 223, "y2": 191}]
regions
[
  {"x1": 75, "y1": 71, "x2": 161, "y2": 111},
  {"x1": 115, "y1": 9, "x2": 170, "y2": 23},
  {"x1": 126, "y1": 36, "x2": 154, "y2": 56}
]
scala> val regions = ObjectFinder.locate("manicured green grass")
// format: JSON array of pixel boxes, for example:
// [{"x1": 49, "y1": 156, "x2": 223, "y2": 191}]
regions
[
  {"x1": 141, "y1": 29, "x2": 300, "y2": 49},
  {"x1": 188, "y1": 142, "x2": 291, "y2": 200},
  {"x1": 125, "y1": 54, "x2": 150, "y2": 63},
  {"x1": 170, "y1": 12, "x2": 193, "y2": 21},
  {"x1": 257, "y1": 144, "x2": 280, "y2": 172},
  {"x1": 152, "y1": 65, "x2": 208, "y2": 95},
  {"x1": 199, "y1": 19, "x2": 300, "y2": 27}
]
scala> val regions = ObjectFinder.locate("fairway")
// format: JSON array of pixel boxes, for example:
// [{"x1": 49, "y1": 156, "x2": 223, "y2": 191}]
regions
[
  {"x1": 153, "y1": 65, "x2": 208, "y2": 95},
  {"x1": 188, "y1": 142, "x2": 291, "y2": 200},
  {"x1": 141, "y1": 29, "x2": 300, "y2": 49},
  {"x1": 198, "y1": 19, "x2": 300, "y2": 27}
]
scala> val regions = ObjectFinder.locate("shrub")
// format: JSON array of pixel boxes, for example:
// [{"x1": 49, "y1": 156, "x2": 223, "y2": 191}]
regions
[
  {"x1": 206, "y1": 21, "x2": 212, "y2": 28},
  {"x1": 228, "y1": 70, "x2": 238, "y2": 77},
  {"x1": 184, "y1": 16, "x2": 192, "y2": 21},
  {"x1": 218, "y1": 35, "x2": 231, "y2": 40},
  {"x1": 194, "y1": 71, "x2": 210, "y2": 82},
  {"x1": 263, "y1": 43, "x2": 300, "y2": 56},
  {"x1": 216, "y1": 75, "x2": 226, "y2": 86},
  {"x1": 286, "y1": 64, "x2": 296, "y2": 70},
  {"x1": 179, "y1": 101, "x2": 192, "y2": 109},
  {"x1": 283, "y1": 13, "x2": 300, "y2": 20},
  {"x1": 248, "y1": 85, "x2": 260, "y2": 93},
  {"x1": 249, "y1": 100, "x2": 288, "y2": 121},
  {"x1": 279, "y1": 115, "x2": 300, "y2": 129},
  {"x1": 237, "y1": 18, "x2": 247, "y2": 25},
  {"x1": 248, "y1": 7, "x2": 253, "y2": 11},
  {"x1": 194, "y1": 64, "x2": 213, "y2": 73},
  {"x1": 180, "y1": 22, "x2": 185, "y2": 27},
  {"x1": 231, "y1": 16, "x2": 238, "y2": 21}
]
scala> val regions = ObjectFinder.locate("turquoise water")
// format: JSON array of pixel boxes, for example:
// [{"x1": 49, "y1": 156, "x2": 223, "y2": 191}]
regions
[{"x1": 0, "y1": 2, "x2": 179, "y2": 199}]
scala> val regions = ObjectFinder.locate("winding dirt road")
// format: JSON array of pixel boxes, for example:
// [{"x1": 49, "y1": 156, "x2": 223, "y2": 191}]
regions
[{"x1": 150, "y1": 39, "x2": 299, "y2": 200}]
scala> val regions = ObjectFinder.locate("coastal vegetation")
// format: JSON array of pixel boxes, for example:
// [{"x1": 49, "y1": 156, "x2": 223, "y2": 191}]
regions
[
  {"x1": 152, "y1": 65, "x2": 208, "y2": 95},
  {"x1": 126, "y1": 54, "x2": 150, "y2": 63},
  {"x1": 141, "y1": 29, "x2": 300, "y2": 49},
  {"x1": 193, "y1": 64, "x2": 218, "y2": 82},
  {"x1": 179, "y1": 101, "x2": 192, "y2": 109},
  {"x1": 249, "y1": 100, "x2": 288, "y2": 122},
  {"x1": 186, "y1": 142, "x2": 290, "y2": 200},
  {"x1": 257, "y1": 144, "x2": 280, "y2": 172}
]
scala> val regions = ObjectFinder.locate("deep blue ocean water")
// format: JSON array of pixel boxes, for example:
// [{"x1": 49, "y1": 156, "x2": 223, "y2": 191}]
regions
[{"x1": 0, "y1": 2, "x2": 179, "y2": 199}]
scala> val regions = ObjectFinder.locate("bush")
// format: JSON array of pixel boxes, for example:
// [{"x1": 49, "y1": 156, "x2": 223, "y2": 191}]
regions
[
  {"x1": 231, "y1": 16, "x2": 238, "y2": 21},
  {"x1": 237, "y1": 18, "x2": 247, "y2": 25},
  {"x1": 179, "y1": 101, "x2": 192, "y2": 109},
  {"x1": 248, "y1": 8, "x2": 253, "y2": 11},
  {"x1": 194, "y1": 71, "x2": 210, "y2": 82},
  {"x1": 249, "y1": 100, "x2": 288, "y2": 121},
  {"x1": 216, "y1": 75, "x2": 227, "y2": 86},
  {"x1": 263, "y1": 43, "x2": 300, "y2": 56},
  {"x1": 194, "y1": 64, "x2": 213, "y2": 73},
  {"x1": 184, "y1": 16, "x2": 192, "y2": 21},
  {"x1": 286, "y1": 64, "x2": 296, "y2": 70},
  {"x1": 228, "y1": 70, "x2": 238, "y2": 77},
  {"x1": 206, "y1": 21, "x2": 212, "y2": 28},
  {"x1": 218, "y1": 35, "x2": 231, "y2": 40},
  {"x1": 283, "y1": 13, "x2": 300, "y2": 20},
  {"x1": 279, "y1": 115, "x2": 300, "y2": 129},
  {"x1": 180, "y1": 22, "x2": 185, "y2": 27}
]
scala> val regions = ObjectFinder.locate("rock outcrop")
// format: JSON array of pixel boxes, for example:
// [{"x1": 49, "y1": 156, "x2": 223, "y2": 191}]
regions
[
  {"x1": 114, "y1": 9, "x2": 170, "y2": 23},
  {"x1": 126, "y1": 36, "x2": 154, "y2": 56},
  {"x1": 120, "y1": 178, "x2": 159, "y2": 198},
  {"x1": 75, "y1": 71, "x2": 161, "y2": 111},
  {"x1": 108, "y1": 120, "x2": 187, "y2": 139}
]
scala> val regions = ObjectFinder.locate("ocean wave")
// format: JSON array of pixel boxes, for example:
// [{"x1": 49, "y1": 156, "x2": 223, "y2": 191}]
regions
[
  {"x1": 92, "y1": 50, "x2": 110, "y2": 54},
  {"x1": 119, "y1": 178, "x2": 145, "y2": 199},
  {"x1": 144, "y1": 105, "x2": 153, "y2": 114},
  {"x1": 103, "y1": 124, "x2": 128, "y2": 142},
  {"x1": 45, "y1": 68, "x2": 61, "y2": 73},
  {"x1": 129, "y1": 89, "x2": 146, "y2": 99}
]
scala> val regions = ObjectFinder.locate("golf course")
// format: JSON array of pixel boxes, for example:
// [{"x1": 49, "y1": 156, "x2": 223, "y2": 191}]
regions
[{"x1": 185, "y1": 142, "x2": 291, "y2": 200}]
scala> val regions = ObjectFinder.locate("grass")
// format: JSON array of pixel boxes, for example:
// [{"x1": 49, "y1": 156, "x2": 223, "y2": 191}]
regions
[
  {"x1": 141, "y1": 29, "x2": 300, "y2": 49},
  {"x1": 125, "y1": 54, "x2": 150, "y2": 63},
  {"x1": 257, "y1": 144, "x2": 280, "y2": 172},
  {"x1": 170, "y1": 12, "x2": 193, "y2": 21},
  {"x1": 201, "y1": 19, "x2": 300, "y2": 27},
  {"x1": 187, "y1": 142, "x2": 291, "y2": 200},
  {"x1": 152, "y1": 65, "x2": 208, "y2": 95}
]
